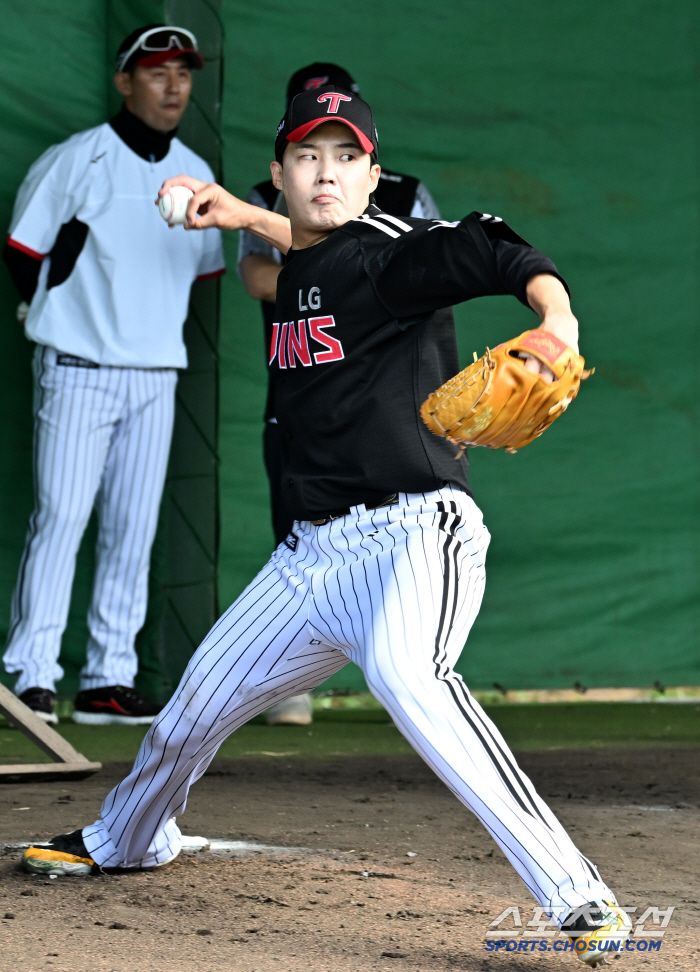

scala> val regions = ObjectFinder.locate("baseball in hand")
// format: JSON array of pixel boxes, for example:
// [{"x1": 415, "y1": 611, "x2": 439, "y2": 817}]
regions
[{"x1": 158, "y1": 185, "x2": 194, "y2": 226}]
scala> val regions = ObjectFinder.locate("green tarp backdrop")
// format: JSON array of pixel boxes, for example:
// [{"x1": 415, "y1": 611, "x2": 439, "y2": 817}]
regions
[{"x1": 0, "y1": 1, "x2": 698, "y2": 697}]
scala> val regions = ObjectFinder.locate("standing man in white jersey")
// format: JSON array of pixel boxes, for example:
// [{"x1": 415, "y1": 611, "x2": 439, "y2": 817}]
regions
[
  {"x1": 22, "y1": 88, "x2": 630, "y2": 965},
  {"x1": 239, "y1": 62, "x2": 441, "y2": 726},
  {"x1": 2, "y1": 25, "x2": 225, "y2": 726}
]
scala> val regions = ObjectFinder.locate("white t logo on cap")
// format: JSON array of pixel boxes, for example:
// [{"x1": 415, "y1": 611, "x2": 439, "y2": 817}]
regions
[{"x1": 317, "y1": 92, "x2": 352, "y2": 114}]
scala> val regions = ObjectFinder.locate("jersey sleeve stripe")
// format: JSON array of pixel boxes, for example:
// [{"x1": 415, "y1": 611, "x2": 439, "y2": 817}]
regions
[
  {"x1": 351, "y1": 217, "x2": 400, "y2": 238},
  {"x1": 374, "y1": 213, "x2": 413, "y2": 233},
  {"x1": 196, "y1": 268, "x2": 226, "y2": 281},
  {"x1": 6, "y1": 235, "x2": 45, "y2": 261}
]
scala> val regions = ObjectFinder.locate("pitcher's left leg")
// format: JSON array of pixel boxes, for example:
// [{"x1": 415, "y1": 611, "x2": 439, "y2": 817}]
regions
[
  {"x1": 316, "y1": 489, "x2": 614, "y2": 919},
  {"x1": 82, "y1": 546, "x2": 347, "y2": 869}
]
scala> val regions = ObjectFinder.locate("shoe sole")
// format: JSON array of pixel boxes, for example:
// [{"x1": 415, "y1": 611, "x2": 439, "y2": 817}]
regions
[
  {"x1": 72, "y1": 712, "x2": 156, "y2": 726},
  {"x1": 574, "y1": 902, "x2": 631, "y2": 966},
  {"x1": 30, "y1": 709, "x2": 58, "y2": 725},
  {"x1": 23, "y1": 851, "x2": 178, "y2": 875},
  {"x1": 23, "y1": 849, "x2": 94, "y2": 876}
]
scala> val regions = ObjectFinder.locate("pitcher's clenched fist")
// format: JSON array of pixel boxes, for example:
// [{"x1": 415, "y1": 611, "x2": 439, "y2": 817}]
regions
[{"x1": 158, "y1": 175, "x2": 292, "y2": 251}]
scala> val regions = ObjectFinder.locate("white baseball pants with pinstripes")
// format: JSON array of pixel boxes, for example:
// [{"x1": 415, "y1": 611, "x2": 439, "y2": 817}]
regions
[
  {"x1": 3, "y1": 345, "x2": 176, "y2": 695},
  {"x1": 83, "y1": 486, "x2": 614, "y2": 917}
]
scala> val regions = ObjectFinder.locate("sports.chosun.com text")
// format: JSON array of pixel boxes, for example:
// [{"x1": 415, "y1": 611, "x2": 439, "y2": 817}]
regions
[
  {"x1": 484, "y1": 904, "x2": 674, "y2": 957},
  {"x1": 485, "y1": 938, "x2": 662, "y2": 955}
]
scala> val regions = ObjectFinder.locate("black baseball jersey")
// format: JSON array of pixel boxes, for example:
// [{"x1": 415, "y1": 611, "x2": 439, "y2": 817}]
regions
[
  {"x1": 244, "y1": 171, "x2": 440, "y2": 423},
  {"x1": 271, "y1": 206, "x2": 567, "y2": 521}
]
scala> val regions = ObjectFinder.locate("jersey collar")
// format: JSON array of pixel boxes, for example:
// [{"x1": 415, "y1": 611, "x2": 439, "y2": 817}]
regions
[
  {"x1": 109, "y1": 104, "x2": 177, "y2": 163},
  {"x1": 284, "y1": 203, "x2": 384, "y2": 262}
]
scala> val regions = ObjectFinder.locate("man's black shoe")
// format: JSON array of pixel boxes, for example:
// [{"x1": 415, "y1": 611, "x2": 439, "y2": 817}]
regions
[
  {"x1": 72, "y1": 685, "x2": 162, "y2": 725},
  {"x1": 18, "y1": 687, "x2": 57, "y2": 725},
  {"x1": 561, "y1": 900, "x2": 630, "y2": 966}
]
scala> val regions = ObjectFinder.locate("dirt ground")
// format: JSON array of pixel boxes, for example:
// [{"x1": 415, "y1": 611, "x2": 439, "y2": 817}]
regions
[{"x1": 1, "y1": 746, "x2": 699, "y2": 972}]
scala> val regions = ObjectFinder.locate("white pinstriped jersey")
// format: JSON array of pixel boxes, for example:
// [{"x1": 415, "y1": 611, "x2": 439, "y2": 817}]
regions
[{"x1": 8, "y1": 124, "x2": 225, "y2": 368}]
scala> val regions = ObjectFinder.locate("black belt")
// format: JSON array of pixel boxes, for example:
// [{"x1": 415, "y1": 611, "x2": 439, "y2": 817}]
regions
[
  {"x1": 310, "y1": 492, "x2": 398, "y2": 526},
  {"x1": 56, "y1": 353, "x2": 99, "y2": 369}
]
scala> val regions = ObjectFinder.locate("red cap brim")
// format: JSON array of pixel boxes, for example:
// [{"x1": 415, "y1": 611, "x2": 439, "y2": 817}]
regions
[
  {"x1": 136, "y1": 49, "x2": 205, "y2": 69},
  {"x1": 286, "y1": 118, "x2": 375, "y2": 155}
]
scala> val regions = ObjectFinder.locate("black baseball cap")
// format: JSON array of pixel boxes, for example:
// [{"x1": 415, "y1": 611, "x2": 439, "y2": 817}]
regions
[
  {"x1": 275, "y1": 86, "x2": 378, "y2": 163},
  {"x1": 286, "y1": 63, "x2": 359, "y2": 107},
  {"x1": 116, "y1": 24, "x2": 204, "y2": 73}
]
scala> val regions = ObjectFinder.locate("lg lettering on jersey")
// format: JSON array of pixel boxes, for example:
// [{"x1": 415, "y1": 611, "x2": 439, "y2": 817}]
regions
[
  {"x1": 270, "y1": 316, "x2": 344, "y2": 368},
  {"x1": 299, "y1": 287, "x2": 321, "y2": 312},
  {"x1": 317, "y1": 92, "x2": 352, "y2": 114}
]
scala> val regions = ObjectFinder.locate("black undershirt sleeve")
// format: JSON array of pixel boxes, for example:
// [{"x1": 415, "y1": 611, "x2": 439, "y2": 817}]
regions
[
  {"x1": 2, "y1": 243, "x2": 42, "y2": 303},
  {"x1": 368, "y1": 212, "x2": 568, "y2": 320}
]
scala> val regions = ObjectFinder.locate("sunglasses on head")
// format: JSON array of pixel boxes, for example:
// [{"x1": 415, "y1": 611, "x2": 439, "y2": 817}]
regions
[{"x1": 116, "y1": 27, "x2": 199, "y2": 73}]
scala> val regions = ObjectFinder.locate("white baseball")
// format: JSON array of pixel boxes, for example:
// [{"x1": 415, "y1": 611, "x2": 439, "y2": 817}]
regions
[{"x1": 158, "y1": 185, "x2": 194, "y2": 226}]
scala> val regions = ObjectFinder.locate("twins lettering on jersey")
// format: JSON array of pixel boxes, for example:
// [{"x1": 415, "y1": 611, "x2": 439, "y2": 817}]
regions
[
  {"x1": 270, "y1": 317, "x2": 344, "y2": 368},
  {"x1": 270, "y1": 286, "x2": 344, "y2": 368}
]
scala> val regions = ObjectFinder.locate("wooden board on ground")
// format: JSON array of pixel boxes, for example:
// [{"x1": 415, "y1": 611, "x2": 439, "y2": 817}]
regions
[{"x1": 0, "y1": 682, "x2": 101, "y2": 781}]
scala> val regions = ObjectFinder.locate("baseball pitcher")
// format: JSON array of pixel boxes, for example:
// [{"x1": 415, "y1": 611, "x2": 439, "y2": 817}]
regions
[{"x1": 22, "y1": 86, "x2": 626, "y2": 965}]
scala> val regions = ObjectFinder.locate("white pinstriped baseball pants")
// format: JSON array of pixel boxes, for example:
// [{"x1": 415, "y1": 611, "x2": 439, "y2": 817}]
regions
[
  {"x1": 83, "y1": 486, "x2": 614, "y2": 917},
  {"x1": 4, "y1": 346, "x2": 176, "y2": 694}
]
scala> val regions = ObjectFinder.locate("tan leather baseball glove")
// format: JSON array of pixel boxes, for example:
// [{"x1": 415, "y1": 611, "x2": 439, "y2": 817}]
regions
[{"x1": 420, "y1": 329, "x2": 592, "y2": 454}]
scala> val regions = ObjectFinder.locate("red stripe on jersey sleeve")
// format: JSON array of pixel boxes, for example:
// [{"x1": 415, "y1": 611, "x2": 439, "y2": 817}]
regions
[{"x1": 5, "y1": 235, "x2": 45, "y2": 261}]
